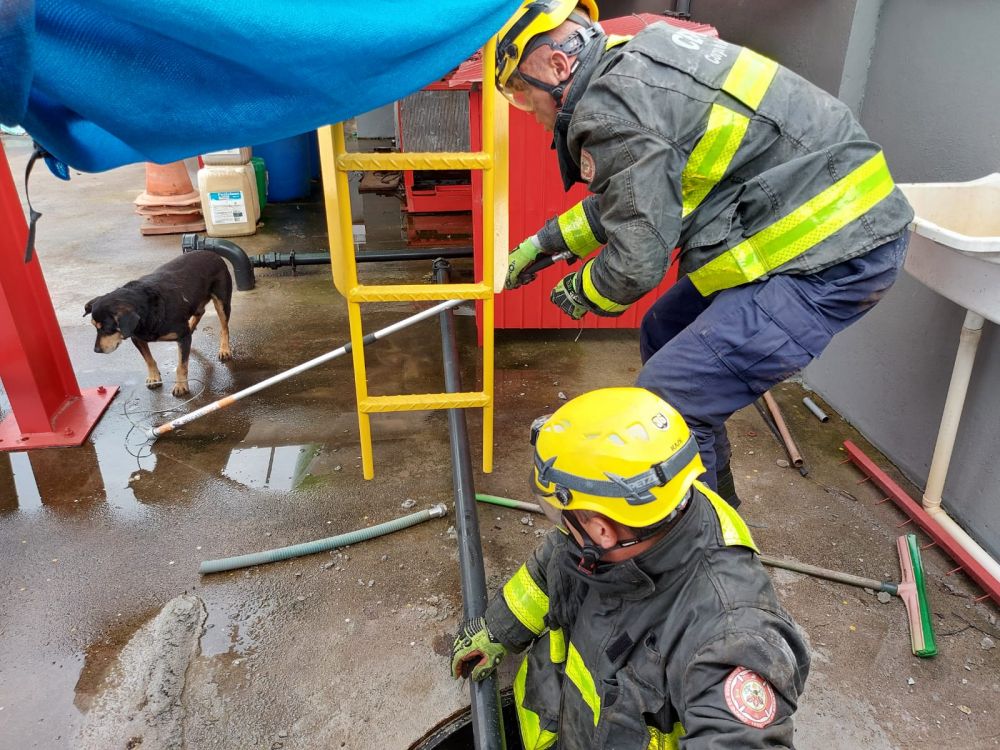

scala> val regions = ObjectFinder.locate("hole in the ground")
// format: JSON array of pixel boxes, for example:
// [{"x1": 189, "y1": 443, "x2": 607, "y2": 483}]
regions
[{"x1": 408, "y1": 688, "x2": 522, "y2": 749}]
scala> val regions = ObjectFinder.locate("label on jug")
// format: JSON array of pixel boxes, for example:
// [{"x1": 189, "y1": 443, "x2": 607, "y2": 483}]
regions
[{"x1": 208, "y1": 191, "x2": 247, "y2": 225}]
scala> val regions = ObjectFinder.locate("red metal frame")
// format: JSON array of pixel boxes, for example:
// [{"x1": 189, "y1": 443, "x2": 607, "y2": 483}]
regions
[
  {"x1": 0, "y1": 143, "x2": 117, "y2": 450},
  {"x1": 843, "y1": 439, "x2": 1000, "y2": 606}
]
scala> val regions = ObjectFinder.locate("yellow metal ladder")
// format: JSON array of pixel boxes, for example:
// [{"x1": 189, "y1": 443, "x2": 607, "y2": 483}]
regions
[{"x1": 317, "y1": 40, "x2": 507, "y2": 480}]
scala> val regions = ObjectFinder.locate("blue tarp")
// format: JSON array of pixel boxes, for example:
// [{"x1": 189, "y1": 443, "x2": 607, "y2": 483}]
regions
[{"x1": 0, "y1": 0, "x2": 519, "y2": 172}]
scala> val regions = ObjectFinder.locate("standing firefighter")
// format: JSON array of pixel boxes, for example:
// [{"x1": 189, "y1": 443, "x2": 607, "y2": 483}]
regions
[
  {"x1": 451, "y1": 388, "x2": 810, "y2": 748},
  {"x1": 496, "y1": 0, "x2": 913, "y2": 506}
]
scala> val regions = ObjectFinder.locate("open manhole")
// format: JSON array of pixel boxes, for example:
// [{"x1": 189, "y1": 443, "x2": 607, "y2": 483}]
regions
[{"x1": 408, "y1": 688, "x2": 523, "y2": 749}]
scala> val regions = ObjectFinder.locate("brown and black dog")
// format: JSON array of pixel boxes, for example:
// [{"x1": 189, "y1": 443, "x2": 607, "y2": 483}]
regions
[{"x1": 85, "y1": 251, "x2": 233, "y2": 396}]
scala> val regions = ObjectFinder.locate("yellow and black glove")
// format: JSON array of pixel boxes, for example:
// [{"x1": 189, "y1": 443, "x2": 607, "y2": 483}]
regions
[{"x1": 450, "y1": 616, "x2": 508, "y2": 681}]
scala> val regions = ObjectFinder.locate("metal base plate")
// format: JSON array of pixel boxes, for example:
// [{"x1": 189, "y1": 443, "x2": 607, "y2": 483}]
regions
[{"x1": 0, "y1": 386, "x2": 119, "y2": 451}]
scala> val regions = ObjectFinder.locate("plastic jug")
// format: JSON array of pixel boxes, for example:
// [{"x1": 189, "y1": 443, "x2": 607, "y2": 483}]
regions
[{"x1": 198, "y1": 164, "x2": 260, "y2": 237}]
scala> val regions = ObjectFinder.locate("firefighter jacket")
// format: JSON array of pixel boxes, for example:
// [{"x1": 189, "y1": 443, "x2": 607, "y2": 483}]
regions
[
  {"x1": 534, "y1": 24, "x2": 914, "y2": 314},
  {"x1": 484, "y1": 484, "x2": 811, "y2": 749}
]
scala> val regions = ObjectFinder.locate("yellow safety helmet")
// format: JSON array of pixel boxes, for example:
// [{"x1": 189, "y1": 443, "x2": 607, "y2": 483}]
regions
[
  {"x1": 494, "y1": 0, "x2": 600, "y2": 109},
  {"x1": 530, "y1": 387, "x2": 704, "y2": 529}
]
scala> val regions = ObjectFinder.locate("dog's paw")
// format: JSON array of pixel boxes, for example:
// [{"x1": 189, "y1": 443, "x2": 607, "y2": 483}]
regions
[
  {"x1": 146, "y1": 377, "x2": 163, "y2": 389},
  {"x1": 218, "y1": 347, "x2": 233, "y2": 362},
  {"x1": 172, "y1": 383, "x2": 191, "y2": 397}
]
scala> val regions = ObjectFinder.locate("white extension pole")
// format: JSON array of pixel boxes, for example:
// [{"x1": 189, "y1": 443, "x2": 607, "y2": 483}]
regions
[{"x1": 150, "y1": 299, "x2": 464, "y2": 438}]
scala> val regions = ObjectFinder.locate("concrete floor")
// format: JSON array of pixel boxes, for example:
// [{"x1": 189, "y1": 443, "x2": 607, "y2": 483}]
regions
[{"x1": 1, "y1": 133, "x2": 999, "y2": 749}]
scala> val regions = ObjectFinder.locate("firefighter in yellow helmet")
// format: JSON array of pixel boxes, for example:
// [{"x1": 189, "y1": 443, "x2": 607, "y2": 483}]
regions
[
  {"x1": 494, "y1": 0, "x2": 913, "y2": 511},
  {"x1": 451, "y1": 388, "x2": 810, "y2": 749}
]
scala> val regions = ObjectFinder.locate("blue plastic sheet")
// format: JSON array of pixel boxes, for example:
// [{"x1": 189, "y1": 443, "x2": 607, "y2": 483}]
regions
[{"x1": 0, "y1": 0, "x2": 519, "y2": 172}]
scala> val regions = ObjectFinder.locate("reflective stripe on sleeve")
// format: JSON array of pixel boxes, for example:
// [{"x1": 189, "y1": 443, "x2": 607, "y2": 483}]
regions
[
  {"x1": 556, "y1": 201, "x2": 602, "y2": 259},
  {"x1": 681, "y1": 104, "x2": 749, "y2": 217},
  {"x1": 722, "y1": 47, "x2": 779, "y2": 110},
  {"x1": 502, "y1": 564, "x2": 549, "y2": 635},
  {"x1": 565, "y1": 642, "x2": 601, "y2": 726},
  {"x1": 514, "y1": 656, "x2": 559, "y2": 750},
  {"x1": 689, "y1": 151, "x2": 896, "y2": 296},
  {"x1": 581, "y1": 260, "x2": 629, "y2": 314}
]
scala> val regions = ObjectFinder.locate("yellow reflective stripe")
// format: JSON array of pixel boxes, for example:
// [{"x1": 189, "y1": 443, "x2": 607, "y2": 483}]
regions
[
  {"x1": 646, "y1": 722, "x2": 685, "y2": 750},
  {"x1": 689, "y1": 151, "x2": 896, "y2": 295},
  {"x1": 557, "y1": 201, "x2": 601, "y2": 258},
  {"x1": 549, "y1": 627, "x2": 567, "y2": 664},
  {"x1": 565, "y1": 642, "x2": 601, "y2": 726},
  {"x1": 722, "y1": 47, "x2": 778, "y2": 109},
  {"x1": 514, "y1": 656, "x2": 559, "y2": 750},
  {"x1": 502, "y1": 564, "x2": 549, "y2": 635},
  {"x1": 581, "y1": 260, "x2": 629, "y2": 313},
  {"x1": 605, "y1": 33, "x2": 633, "y2": 50},
  {"x1": 697, "y1": 480, "x2": 758, "y2": 551},
  {"x1": 681, "y1": 104, "x2": 749, "y2": 217}
]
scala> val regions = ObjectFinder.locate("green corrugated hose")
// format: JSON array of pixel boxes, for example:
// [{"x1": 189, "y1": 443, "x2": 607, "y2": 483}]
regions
[{"x1": 199, "y1": 504, "x2": 448, "y2": 574}]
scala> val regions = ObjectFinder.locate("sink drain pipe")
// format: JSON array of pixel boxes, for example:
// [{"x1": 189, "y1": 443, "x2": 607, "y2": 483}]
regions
[{"x1": 435, "y1": 259, "x2": 506, "y2": 750}]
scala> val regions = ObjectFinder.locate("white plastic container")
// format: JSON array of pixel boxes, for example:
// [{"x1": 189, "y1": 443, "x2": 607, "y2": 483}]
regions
[
  {"x1": 201, "y1": 146, "x2": 252, "y2": 166},
  {"x1": 198, "y1": 164, "x2": 260, "y2": 237}
]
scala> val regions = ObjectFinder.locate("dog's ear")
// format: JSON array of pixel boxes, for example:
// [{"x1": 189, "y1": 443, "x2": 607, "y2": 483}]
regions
[
  {"x1": 84, "y1": 297, "x2": 98, "y2": 317},
  {"x1": 118, "y1": 310, "x2": 141, "y2": 339}
]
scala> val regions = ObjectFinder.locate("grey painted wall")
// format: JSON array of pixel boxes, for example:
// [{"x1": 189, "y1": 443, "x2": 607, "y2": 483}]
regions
[
  {"x1": 805, "y1": 0, "x2": 1000, "y2": 558},
  {"x1": 601, "y1": 1, "x2": 859, "y2": 96}
]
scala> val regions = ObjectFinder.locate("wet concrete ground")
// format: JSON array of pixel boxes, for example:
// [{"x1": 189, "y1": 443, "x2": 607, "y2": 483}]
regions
[{"x1": 1, "y1": 134, "x2": 999, "y2": 749}]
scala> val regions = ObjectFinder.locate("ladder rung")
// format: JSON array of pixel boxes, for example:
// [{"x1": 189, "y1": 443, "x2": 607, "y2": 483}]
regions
[
  {"x1": 349, "y1": 283, "x2": 491, "y2": 302},
  {"x1": 337, "y1": 151, "x2": 492, "y2": 171},
  {"x1": 360, "y1": 393, "x2": 490, "y2": 412}
]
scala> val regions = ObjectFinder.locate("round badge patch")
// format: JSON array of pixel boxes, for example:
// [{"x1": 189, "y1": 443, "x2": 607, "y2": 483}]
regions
[
  {"x1": 724, "y1": 667, "x2": 777, "y2": 728},
  {"x1": 579, "y1": 149, "x2": 595, "y2": 182}
]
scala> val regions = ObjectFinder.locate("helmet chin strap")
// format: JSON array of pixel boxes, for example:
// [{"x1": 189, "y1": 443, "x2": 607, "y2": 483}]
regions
[{"x1": 563, "y1": 512, "x2": 647, "y2": 575}]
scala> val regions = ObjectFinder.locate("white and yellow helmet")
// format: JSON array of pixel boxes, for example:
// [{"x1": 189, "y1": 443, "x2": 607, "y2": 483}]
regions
[{"x1": 530, "y1": 387, "x2": 704, "y2": 529}]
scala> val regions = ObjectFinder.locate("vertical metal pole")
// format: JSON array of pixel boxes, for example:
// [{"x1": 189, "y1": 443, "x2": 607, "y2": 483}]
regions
[{"x1": 435, "y1": 260, "x2": 505, "y2": 750}]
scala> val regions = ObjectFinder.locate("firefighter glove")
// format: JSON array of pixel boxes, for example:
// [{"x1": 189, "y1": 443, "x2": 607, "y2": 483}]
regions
[
  {"x1": 450, "y1": 616, "x2": 507, "y2": 681},
  {"x1": 550, "y1": 270, "x2": 590, "y2": 320},
  {"x1": 505, "y1": 235, "x2": 544, "y2": 290}
]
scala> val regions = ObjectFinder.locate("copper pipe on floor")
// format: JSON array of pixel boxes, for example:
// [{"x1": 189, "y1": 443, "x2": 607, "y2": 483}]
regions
[{"x1": 761, "y1": 391, "x2": 804, "y2": 468}]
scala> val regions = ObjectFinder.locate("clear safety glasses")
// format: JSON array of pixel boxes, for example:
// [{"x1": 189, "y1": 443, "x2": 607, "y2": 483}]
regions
[{"x1": 499, "y1": 70, "x2": 537, "y2": 112}]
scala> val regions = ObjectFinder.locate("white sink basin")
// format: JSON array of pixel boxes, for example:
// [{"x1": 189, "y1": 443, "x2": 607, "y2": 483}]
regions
[{"x1": 898, "y1": 173, "x2": 1000, "y2": 324}]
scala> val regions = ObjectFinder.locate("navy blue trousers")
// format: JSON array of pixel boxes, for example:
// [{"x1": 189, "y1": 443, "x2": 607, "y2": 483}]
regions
[{"x1": 637, "y1": 235, "x2": 908, "y2": 490}]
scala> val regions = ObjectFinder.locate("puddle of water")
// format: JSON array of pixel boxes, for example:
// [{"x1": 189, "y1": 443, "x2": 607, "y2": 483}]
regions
[
  {"x1": 222, "y1": 443, "x2": 320, "y2": 490},
  {"x1": 0, "y1": 428, "x2": 154, "y2": 518}
]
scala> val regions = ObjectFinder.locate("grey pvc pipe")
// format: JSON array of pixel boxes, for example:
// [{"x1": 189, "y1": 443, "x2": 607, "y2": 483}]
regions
[
  {"x1": 435, "y1": 260, "x2": 506, "y2": 750},
  {"x1": 802, "y1": 397, "x2": 829, "y2": 422},
  {"x1": 199, "y1": 504, "x2": 447, "y2": 574}
]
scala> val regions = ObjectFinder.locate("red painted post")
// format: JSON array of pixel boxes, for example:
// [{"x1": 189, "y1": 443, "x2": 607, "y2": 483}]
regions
[{"x1": 0, "y1": 142, "x2": 117, "y2": 450}]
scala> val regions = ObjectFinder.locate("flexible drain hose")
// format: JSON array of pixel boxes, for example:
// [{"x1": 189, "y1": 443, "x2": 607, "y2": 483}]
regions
[
  {"x1": 475, "y1": 493, "x2": 544, "y2": 515},
  {"x1": 199, "y1": 504, "x2": 448, "y2": 574}
]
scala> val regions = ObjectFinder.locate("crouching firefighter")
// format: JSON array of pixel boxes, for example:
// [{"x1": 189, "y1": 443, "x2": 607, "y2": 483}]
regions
[{"x1": 450, "y1": 387, "x2": 810, "y2": 749}]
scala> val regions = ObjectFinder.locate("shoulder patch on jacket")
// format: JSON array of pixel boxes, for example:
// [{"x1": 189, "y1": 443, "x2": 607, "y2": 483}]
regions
[
  {"x1": 579, "y1": 149, "x2": 595, "y2": 182},
  {"x1": 724, "y1": 667, "x2": 777, "y2": 728}
]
